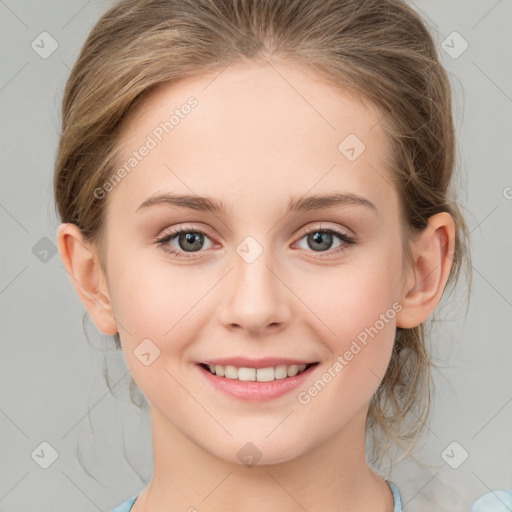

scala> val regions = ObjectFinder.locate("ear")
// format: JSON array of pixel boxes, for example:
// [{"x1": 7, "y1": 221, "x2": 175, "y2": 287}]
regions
[
  {"x1": 396, "y1": 212, "x2": 456, "y2": 328},
  {"x1": 57, "y1": 223, "x2": 118, "y2": 336}
]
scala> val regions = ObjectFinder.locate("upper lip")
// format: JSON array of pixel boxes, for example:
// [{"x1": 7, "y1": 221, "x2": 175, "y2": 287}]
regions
[{"x1": 198, "y1": 357, "x2": 317, "y2": 369}]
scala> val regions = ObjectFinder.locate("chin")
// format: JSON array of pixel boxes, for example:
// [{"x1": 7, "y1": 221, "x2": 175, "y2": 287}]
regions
[{"x1": 212, "y1": 434, "x2": 311, "y2": 467}]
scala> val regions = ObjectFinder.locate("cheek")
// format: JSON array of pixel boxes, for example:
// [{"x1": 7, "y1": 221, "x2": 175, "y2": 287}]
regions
[
  {"x1": 299, "y1": 257, "x2": 400, "y2": 338},
  {"x1": 291, "y1": 275, "x2": 399, "y2": 422},
  {"x1": 294, "y1": 253, "x2": 401, "y2": 390},
  {"x1": 107, "y1": 252, "x2": 209, "y2": 351},
  {"x1": 107, "y1": 258, "x2": 209, "y2": 401}
]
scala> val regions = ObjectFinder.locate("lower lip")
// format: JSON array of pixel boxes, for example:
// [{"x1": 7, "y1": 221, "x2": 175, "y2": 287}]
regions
[{"x1": 196, "y1": 363, "x2": 318, "y2": 402}]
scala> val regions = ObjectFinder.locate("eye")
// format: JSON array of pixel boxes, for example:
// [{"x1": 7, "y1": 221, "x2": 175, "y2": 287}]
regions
[
  {"x1": 155, "y1": 224, "x2": 356, "y2": 259},
  {"x1": 155, "y1": 225, "x2": 214, "y2": 259},
  {"x1": 294, "y1": 225, "x2": 355, "y2": 257}
]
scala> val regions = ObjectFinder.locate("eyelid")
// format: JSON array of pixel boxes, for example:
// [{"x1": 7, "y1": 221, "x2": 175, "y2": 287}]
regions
[
  {"x1": 156, "y1": 223, "x2": 214, "y2": 241},
  {"x1": 154, "y1": 222, "x2": 356, "y2": 259},
  {"x1": 292, "y1": 224, "x2": 356, "y2": 259},
  {"x1": 154, "y1": 223, "x2": 216, "y2": 258},
  {"x1": 294, "y1": 222, "x2": 355, "y2": 242}
]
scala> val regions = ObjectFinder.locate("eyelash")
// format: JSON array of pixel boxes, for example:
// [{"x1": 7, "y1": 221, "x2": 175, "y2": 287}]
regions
[{"x1": 154, "y1": 224, "x2": 356, "y2": 259}]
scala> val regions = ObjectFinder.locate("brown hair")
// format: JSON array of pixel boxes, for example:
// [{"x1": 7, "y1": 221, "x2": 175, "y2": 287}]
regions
[{"x1": 54, "y1": 0, "x2": 471, "y2": 469}]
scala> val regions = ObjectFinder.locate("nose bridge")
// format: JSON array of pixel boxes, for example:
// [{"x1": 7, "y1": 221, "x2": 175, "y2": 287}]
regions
[{"x1": 216, "y1": 234, "x2": 290, "y2": 333}]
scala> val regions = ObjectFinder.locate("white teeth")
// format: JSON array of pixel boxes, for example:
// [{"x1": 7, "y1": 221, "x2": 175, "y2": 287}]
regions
[
  {"x1": 224, "y1": 365, "x2": 238, "y2": 379},
  {"x1": 287, "y1": 364, "x2": 299, "y2": 377},
  {"x1": 274, "y1": 365, "x2": 288, "y2": 379},
  {"x1": 256, "y1": 367, "x2": 274, "y2": 382},
  {"x1": 238, "y1": 367, "x2": 256, "y2": 381},
  {"x1": 204, "y1": 363, "x2": 311, "y2": 381}
]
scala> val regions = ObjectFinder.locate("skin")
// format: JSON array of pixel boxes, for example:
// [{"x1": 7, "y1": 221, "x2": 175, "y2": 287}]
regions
[{"x1": 58, "y1": 59, "x2": 455, "y2": 511}]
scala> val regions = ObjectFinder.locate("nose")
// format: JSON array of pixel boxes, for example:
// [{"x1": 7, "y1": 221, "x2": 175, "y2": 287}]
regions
[{"x1": 216, "y1": 245, "x2": 292, "y2": 336}]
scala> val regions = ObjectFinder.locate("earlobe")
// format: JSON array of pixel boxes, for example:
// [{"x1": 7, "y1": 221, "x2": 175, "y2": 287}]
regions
[
  {"x1": 396, "y1": 212, "x2": 455, "y2": 328},
  {"x1": 57, "y1": 223, "x2": 119, "y2": 336}
]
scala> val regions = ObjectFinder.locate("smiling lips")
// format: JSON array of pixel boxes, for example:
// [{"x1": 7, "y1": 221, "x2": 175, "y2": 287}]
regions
[
  {"x1": 197, "y1": 358, "x2": 319, "y2": 401},
  {"x1": 198, "y1": 357, "x2": 318, "y2": 383}
]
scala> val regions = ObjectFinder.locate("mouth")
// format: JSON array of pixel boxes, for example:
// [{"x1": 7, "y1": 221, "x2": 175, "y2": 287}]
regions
[
  {"x1": 197, "y1": 362, "x2": 318, "y2": 382},
  {"x1": 195, "y1": 361, "x2": 320, "y2": 402}
]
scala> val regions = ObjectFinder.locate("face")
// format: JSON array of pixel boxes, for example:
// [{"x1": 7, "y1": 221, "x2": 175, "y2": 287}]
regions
[{"x1": 100, "y1": 61, "x2": 407, "y2": 465}]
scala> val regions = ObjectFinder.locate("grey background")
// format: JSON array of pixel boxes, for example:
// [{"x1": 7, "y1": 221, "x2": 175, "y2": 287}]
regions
[{"x1": 0, "y1": 0, "x2": 511, "y2": 510}]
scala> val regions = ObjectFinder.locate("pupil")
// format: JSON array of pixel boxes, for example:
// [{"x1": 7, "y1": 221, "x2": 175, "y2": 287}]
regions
[
  {"x1": 176, "y1": 231, "x2": 334, "y2": 253},
  {"x1": 180, "y1": 232, "x2": 203, "y2": 252},
  {"x1": 309, "y1": 231, "x2": 332, "y2": 251}
]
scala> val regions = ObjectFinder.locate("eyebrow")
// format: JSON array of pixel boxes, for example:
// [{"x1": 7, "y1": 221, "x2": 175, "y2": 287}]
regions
[{"x1": 136, "y1": 191, "x2": 377, "y2": 215}]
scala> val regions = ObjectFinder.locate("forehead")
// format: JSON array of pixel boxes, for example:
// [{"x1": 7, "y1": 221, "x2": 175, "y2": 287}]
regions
[{"x1": 110, "y1": 60, "x2": 395, "y2": 217}]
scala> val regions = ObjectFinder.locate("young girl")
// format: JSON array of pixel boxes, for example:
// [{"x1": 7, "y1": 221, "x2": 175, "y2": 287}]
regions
[{"x1": 54, "y1": 0, "x2": 471, "y2": 510}]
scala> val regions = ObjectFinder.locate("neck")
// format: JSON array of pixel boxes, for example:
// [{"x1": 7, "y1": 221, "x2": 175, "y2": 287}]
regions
[{"x1": 133, "y1": 404, "x2": 394, "y2": 512}]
